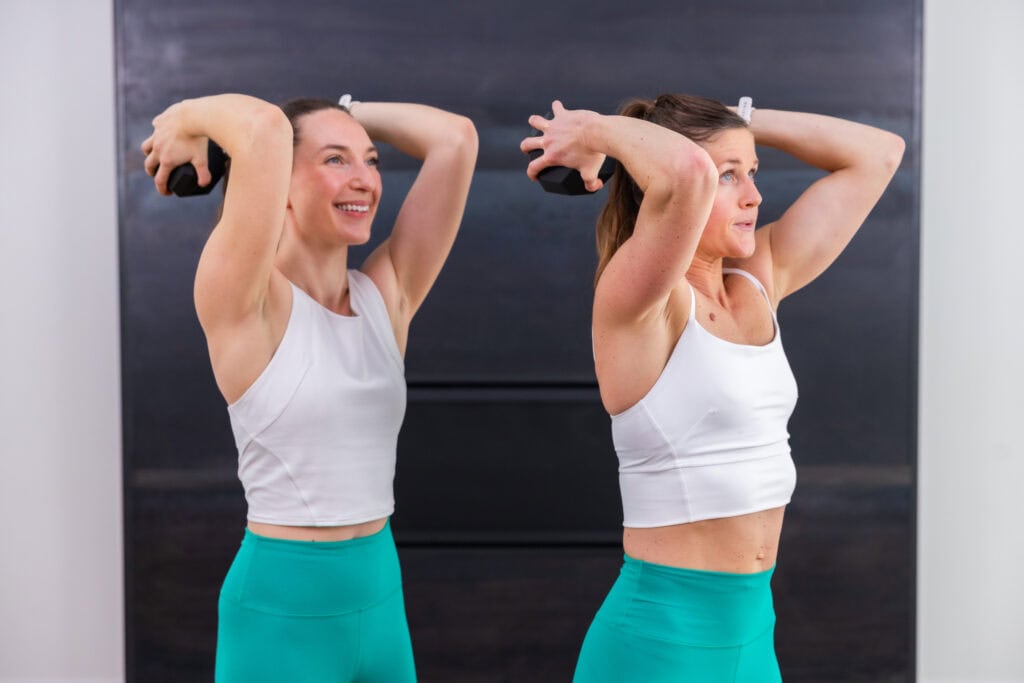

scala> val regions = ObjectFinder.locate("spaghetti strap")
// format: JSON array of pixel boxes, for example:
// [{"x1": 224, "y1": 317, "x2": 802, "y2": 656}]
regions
[{"x1": 722, "y1": 268, "x2": 772, "y2": 308}]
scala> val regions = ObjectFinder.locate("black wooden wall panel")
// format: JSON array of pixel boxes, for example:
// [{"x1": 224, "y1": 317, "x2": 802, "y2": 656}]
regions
[{"x1": 117, "y1": 0, "x2": 920, "y2": 680}]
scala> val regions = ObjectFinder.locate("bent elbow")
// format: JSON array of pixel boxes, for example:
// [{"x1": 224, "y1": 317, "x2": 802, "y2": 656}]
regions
[
  {"x1": 449, "y1": 114, "x2": 479, "y2": 158},
  {"x1": 254, "y1": 105, "x2": 292, "y2": 141},
  {"x1": 664, "y1": 145, "x2": 717, "y2": 197},
  {"x1": 882, "y1": 132, "x2": 906, "y2": 175},
  {"x1": 241, "y1": 104, "x2": 292, "y2": 158},
  {"x1": 430, "y1": 114, "x2": 478, "y2": 169}
]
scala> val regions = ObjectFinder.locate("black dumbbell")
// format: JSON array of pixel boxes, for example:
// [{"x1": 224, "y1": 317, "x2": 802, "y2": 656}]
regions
[
  {"x1": 528, "y1": 148, "x2": 617, "y2": 195},
  {"x1": 166, "y1": 140, "x2": 229, "y2": 197},
  {"x1": 526, "y1": 120, "x2": 616, "y2": 195}
]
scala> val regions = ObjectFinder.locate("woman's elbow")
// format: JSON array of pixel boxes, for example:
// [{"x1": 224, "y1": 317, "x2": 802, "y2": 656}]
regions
[
  {"x1": 881, "y1": 132, "x2": 906, "y2": 175},
  {"x1": 665, "y1": 145, "x2": 717, "y2": 196},
  {"x1": 248, "y1": 104, "x2": 292, "y2": 150},
  {"x1": 432, "y1": 114, "x2": 478, "y2": 168},
  {"x1": 450, "y1": 114, "x2": 479, "y2": 157}
]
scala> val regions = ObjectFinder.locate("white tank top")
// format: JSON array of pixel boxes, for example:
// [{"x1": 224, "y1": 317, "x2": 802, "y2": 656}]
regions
[
  {"x1": 610, "y1": 268, "x2": 798, "y2": 527},
  {"x1": 227, "y1": 269, "x2": 406, "y2": 526}
]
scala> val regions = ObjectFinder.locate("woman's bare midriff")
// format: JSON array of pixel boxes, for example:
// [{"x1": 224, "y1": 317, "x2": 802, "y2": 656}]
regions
[
  {"x1": 248, "y1": 517, "x2": 388, "y2": 542},
  {"x1": 623, "y1": 506, "x2": 786, "y2": 574}
]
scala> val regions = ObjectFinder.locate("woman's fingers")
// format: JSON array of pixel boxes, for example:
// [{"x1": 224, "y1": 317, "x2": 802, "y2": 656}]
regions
[
  {"x1": 143, "y1": 150, "x2": 159, "y2": 178},
  {"x1": 526, "y1": 143, "x2": 567, "y2": 180},
  {"x1": 520, "y1": 134, "x2": 543, "y2": 154},
  {"x1": 523, "y1": 100, "x2": 596, "y2": 183},
  {"x1": 192, "y1": 154, "x2": 212, "y2": 188},
  {"x1": 522, "y1": 113, "x2": 549, "y2": 180},
  {"x1": 580, "y1": 158, "x2": 606, "y2": 192},
  {"x1": 152, "y1": 156, "x2": 172, "y2": 195},
  {"x1": 527, "y1": 114, "x2": 550, "y2": 131},
  {"x1": 142, "y1": 120, "x2": 212, "y2": 194}
]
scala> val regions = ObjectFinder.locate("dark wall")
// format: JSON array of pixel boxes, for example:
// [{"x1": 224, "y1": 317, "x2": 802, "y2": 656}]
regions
[{"x1": 117, "y1": 1, "x2": 920, "y2": 680}]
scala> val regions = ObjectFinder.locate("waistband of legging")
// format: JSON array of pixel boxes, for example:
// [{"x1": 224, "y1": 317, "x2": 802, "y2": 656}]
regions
[
  {"x1": 241, "y1": 519, "x2": 393, "y2": 556},
  {"x1": 603, "y1": 553, "x2": 777, "y2": 646},
  {"x1": 622, "y1": 553, "x2": 775, "y2": 586},
  {"x1": 618, "y1": 553, "x2": 776, "y2": 618},
  {"x1": 223, "y1": 519, "x2": 401, "y2": 616}
]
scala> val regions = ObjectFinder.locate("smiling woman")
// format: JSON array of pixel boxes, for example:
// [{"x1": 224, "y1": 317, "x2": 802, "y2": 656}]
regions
[
  {"x1": 140, "y1": 93, "x2": 478, "y2": 683},
  {"x1": 283, "y1": 101, "x2": 381, "y2": 252}
]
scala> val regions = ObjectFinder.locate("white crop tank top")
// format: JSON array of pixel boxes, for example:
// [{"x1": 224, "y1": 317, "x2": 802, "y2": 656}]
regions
[
  {"x1": 227, "y1": 269, "x2": 406, "y2": 526},
  {"x1": 611, "y1": 268, "x2": 798, "y2": 527}
]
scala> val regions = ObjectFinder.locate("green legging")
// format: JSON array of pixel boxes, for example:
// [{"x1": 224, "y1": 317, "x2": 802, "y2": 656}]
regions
[
  {"x1": 215, "y1": 521, "x2": 416, "y2": 683},
  {"x1": 573, "y1": 555, "x2": 781, "y2": 683}
]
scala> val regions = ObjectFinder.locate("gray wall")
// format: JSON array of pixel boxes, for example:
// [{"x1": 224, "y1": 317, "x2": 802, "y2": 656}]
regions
[
  {"x1": 0, "y1": 1, "x2": 124, "y2": 681},
  {"x1": 2, "y1": 0, "x2": 1022, "y2": 681},
  {"x1": 918, "y1": 1, "x2": 1024, "y2": 681}
]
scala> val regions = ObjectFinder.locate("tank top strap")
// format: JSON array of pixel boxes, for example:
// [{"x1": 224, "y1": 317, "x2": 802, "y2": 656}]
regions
[
  {"x1": 285, "y1": 279, "x2": 313, "y2": 322},
  {"x1": 722, "y1": 268, "x2": 772, "y2": 309},
  {"x1": 348, "y1": 269, "x2": 404, "y2": 370}
]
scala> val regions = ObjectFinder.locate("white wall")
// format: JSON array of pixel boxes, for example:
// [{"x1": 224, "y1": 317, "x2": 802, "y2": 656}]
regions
[
  {"x1": 919, "y1": 1, "x2": 1024, "y2": 682},
  {"x1": 0, "y1": 1, "x2": 124, "y2": 682},
  {"x1": 0, "y1": 0, "x2": 1020, "y2": 681}
]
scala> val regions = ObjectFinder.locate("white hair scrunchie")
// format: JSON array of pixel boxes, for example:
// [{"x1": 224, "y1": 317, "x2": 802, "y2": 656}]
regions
[{"x1": 737, "y1": 96, "x2": 753, "y2": 123}]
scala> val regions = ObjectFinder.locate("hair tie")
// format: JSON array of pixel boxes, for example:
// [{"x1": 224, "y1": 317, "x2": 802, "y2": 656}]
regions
[{"x1": 737, "y1": 97, "x2": 753, "y2": 123}]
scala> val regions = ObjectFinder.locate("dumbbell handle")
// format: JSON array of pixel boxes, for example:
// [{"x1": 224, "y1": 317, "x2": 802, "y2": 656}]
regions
[
  {"x1": 527, "y1": 148, "x2": 616, "y2": 196},
  {"x1": 166, "y1": 140, "x2": 229, "y2": 197}
]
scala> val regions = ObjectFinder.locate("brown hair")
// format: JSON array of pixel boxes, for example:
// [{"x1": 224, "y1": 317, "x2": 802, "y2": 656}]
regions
[
  {"x1": 594, "y1": 94, "x2": 748, "y2": 285},
  {"x1": 279, "y1": 97, "x2": 352, "y2": 146}
]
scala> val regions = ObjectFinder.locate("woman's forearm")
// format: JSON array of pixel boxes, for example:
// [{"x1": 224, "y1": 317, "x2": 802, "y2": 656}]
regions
[
  {"x1": 179, "y1": 94, "x2": 291, "y2": 160},
  {"x1": 748, "y1": 108, "x2": 904, "y2": 174},
  {"x1": 581, "y1": 113, "x2": 715, "y2": 199},
  {"x1": 349, "y1": 102, "x2": 477, "y2": 160}
]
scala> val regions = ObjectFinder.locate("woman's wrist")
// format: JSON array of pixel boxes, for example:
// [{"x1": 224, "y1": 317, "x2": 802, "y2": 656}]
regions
[{"x1": 578, "y1": 110, "x2": 605, "y2": 154}]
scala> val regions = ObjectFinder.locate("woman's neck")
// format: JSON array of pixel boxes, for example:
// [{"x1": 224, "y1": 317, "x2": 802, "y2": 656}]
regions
[
  {"x1": 276, "y1": 226, "x2": 353, "y2": 314},
  {"x1": 685, "y1": 255, "x2": 727, "y2": 304}
]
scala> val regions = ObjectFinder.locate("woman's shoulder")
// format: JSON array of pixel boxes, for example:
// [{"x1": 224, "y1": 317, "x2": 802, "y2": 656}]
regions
[{"x1": 357, "y1": 253, "x2": 403, "y2": 320}]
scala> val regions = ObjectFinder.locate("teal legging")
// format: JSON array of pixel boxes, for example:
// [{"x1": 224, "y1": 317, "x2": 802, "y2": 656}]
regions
[
  {"x1": 573, "y1": 555, "x2": 781, "y2": 683},
  {"x1": 215, "y1": 521, "x2": 416, "y2": 683}
]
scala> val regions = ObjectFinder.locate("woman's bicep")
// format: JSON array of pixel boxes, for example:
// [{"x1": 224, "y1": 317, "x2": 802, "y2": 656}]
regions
[
  {"x1": 374, "y1": 118, "x2": 478, "y2": 319},
  {"x1": 194, "y1": 123, "x2": 293, "y2": 330},
  {"x1": 768, "y1": 156, "x2": 902, "y2": 299},
  {"x1": 596, "y1": 205, "x2": 703, "y2": 325}
]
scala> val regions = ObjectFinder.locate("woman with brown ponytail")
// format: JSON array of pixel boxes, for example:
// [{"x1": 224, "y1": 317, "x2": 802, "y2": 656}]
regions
[{"x1": 520, "y1": 96, "x2": 903, "y2": 682}]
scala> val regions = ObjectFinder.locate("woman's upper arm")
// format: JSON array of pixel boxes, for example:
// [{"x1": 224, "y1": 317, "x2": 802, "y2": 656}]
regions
[
  {"x1": 769, "y1": 142, "x2": 904, "y2": 298},
  {"x1": 193, "y1": 104, "x2": 294, "y2": 334},
  {"x1": 374, "y1": 114, "x2": 478, "y2": 319},
  {"x1": 357, "y1": 105, "x2": 478, "y2": 327},
  {"x1": 595, "y1": 148, "x2": 718, "y2": 327},
  {"x1": 755, "y1": 116, "x2": 905, "y2": 300}
]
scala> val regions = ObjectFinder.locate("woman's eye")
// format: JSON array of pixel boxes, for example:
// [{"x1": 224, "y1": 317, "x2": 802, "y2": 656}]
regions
[
  {"x1": 326, "y1": 156, "x2": 344, "y2": 165},
  {"x1": 721, "y1": 171, "x2": 735, "y2": 182},
  {"x1": 367, "y1": 157, "x2": 380, "y2": 167}
]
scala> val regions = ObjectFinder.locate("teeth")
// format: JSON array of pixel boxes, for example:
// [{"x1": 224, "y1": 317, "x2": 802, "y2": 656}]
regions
[{"x1": 337, "y1": 204, "x2": 369, "y2": 213}]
